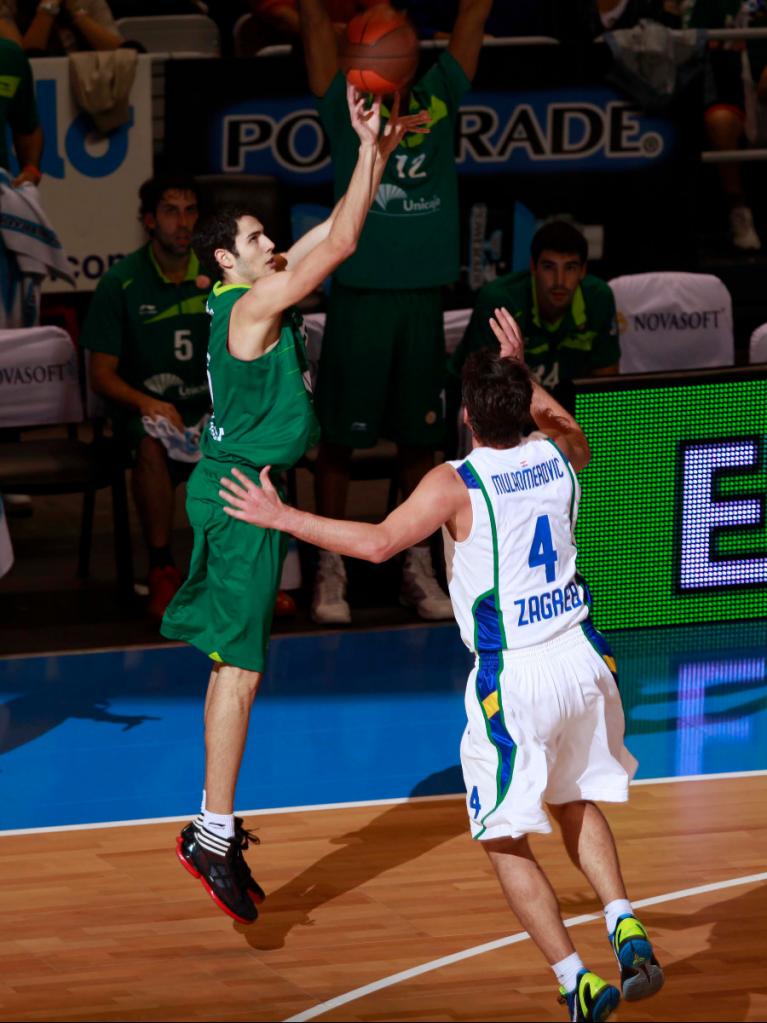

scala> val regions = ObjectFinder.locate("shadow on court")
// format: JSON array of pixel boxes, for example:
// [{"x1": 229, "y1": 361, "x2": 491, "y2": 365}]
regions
[
  {"x1": 633, "y1": 878, "x2": 767, "y2": 1021},
  {"x1": 236, "y1": 766, "x2": 466, "y2": 951},
  {"x1": 0, "y1": 688, "x2": 159, "y2": 757}
]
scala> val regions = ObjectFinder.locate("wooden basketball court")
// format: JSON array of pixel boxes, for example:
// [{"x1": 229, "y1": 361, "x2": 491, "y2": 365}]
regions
[{"x1": 2, "y1": 774, "x2": 765, "y2": 1022}]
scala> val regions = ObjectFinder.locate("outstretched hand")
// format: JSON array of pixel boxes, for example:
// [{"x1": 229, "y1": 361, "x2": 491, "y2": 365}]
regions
[
  {"x1": 348, "y1": 82, "x2": 381, "y2": 146},
  {"x1": 347, "y1": 84, "x2": 431, "y2": 155},
  {"x1": 378, "y1": 92, "x2": 431, "y2": 162},
  {"x1": 219, "y1": 466, "x2": 286, "y2": 528},
  {"x1": 489, "y1": 306, "x2": 525, "y2": 362}
]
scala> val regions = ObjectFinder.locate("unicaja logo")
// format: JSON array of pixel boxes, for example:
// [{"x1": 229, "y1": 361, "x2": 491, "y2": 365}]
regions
[
  {"x1": 145, "y1": 372, "x2": 185, "y2": 396},
  {"x1": 374, "y1": 183, "x2": 407, "y2": 211}
]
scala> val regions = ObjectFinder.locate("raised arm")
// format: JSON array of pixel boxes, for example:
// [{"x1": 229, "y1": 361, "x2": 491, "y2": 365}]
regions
[
  {"x1": 297, "y1": 0, "x2": 339, "y2": 97},
  {"x1": 236, "y1": 88, "x2": 378, "y2": 323},
  {"x1": 283, "y1": 93, "x2": 430, "y2": 269},
  {"x1": 448, "y1": 0, "x2": 493, "y2": 82},
  {"x1": 11, "y1": 126, "x2": 43, "y2": 186},
  {"x1": 64, "y1": 0, "x2": 123, "y2": 50},
  {"x1": 490, "y1": 306, "x2": 591, "y2": 472},
  {"x1": 220, "y1": 462, "x2": 468, "y2": 562}
]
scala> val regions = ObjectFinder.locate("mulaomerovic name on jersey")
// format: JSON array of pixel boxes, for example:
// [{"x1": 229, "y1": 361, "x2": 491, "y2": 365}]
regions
[
  {"x1": 515, "y1": 581, "x2": 582, "y2": 627},
  {"x1": 491, "y1": 456, "x2": 565, "y2": 496}
]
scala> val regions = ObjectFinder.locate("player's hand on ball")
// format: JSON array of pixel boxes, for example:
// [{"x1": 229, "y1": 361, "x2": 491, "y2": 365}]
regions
[
  {"x1": 490, "y1": 306, "x2": 525, "y2": 362},
  {"x1": 220, "y1": 466, "x2": 284, "y2": 527},
  {"x1": 379, "y1": 92, "x2": 430, "y2": 161}
]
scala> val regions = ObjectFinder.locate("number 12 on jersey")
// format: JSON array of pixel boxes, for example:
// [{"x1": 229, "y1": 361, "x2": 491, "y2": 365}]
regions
[{"x1": 528, "y1": 515, "x2": 558, "y2": 583}]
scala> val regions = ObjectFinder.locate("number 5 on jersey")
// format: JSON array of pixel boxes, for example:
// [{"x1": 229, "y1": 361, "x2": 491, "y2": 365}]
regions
[{"x1": 174, "y1": 329, "x2": 193, "y2": 361}]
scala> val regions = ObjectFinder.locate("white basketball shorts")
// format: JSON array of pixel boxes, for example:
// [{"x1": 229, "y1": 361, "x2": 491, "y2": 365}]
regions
[{"x1": 460, "y1": 623, "x2": 638, "y2": 841}]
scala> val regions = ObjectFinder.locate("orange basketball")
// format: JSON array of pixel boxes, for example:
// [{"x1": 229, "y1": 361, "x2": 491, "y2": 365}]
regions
[{"x1": 339, "y1": 4, "x2": 419, "y2": 95}]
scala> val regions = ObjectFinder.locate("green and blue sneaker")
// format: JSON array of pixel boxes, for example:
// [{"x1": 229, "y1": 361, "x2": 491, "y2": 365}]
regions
[
  {"x1": 609, "y1": 914, "x2": 665, "y2": 1001},
  {"x1": 558, "y1": 969, "x2": 621, "y2": 1022}
]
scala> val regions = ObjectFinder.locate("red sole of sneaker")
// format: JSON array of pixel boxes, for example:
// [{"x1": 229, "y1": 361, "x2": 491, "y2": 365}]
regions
[
  {"x1": 175, "y1": 842, "x2": 258, "y2": 926},
  {"x1": 248, "y1": 886, "x2": 266, "y2": 905},
  {"x1": 175, "y1": 838, "x2": 266, "y2": 904}
]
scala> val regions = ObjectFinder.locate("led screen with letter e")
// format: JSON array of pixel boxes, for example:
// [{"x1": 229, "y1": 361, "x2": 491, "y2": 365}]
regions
[{"x1": 574, "y1": 370, "x2": 767, "y2": 629}]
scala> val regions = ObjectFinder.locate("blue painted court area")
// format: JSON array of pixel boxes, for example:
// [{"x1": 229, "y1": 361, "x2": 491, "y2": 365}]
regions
[{"x1": 1, "y1": 619, "x2": 766, "y2": 831}]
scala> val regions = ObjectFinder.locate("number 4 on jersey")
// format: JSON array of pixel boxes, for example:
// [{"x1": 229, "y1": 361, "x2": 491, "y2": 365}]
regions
[
  {"x1": 469, "y1": 785, "x2": 481, "y2": 820},
  {"x1": 528, "y1": 514, "x2": 558, "y2": 583}
]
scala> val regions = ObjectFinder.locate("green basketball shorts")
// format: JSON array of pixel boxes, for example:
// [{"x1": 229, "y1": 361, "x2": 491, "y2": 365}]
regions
[
  {"x1": 315, "y1": 282, "x2": 447, "y2": 449},
  {"x1": 161, "y1": 459, "x2": 287, "y2": 672}
]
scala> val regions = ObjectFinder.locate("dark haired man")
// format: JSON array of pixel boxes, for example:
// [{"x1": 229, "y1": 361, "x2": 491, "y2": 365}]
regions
[
  {"x1": 218, "y1": 308, "x2": 664, "y2": 1022},
  {"x1": 81, "y1": 174, "x2": 209, "y2": 620},
  {"x1": 451, "y1": 220, "x2": 619, "y2": 410},
  {"x1": 161, "y1": 88, "x2": 429, "y2": 925}
]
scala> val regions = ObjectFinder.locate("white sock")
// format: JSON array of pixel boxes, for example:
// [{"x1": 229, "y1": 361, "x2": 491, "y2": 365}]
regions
[
  {"x1": 604, "y1": 898, "x2": 634, "y2": 934},
  {"x1": 200, "y1": 789, "x2": 206, "y2": 813},
  {"x1": 552, "y1": 951, "x2": 585, "y2": 994},
  {"x1": 201, "y1": 808, "x2": 235, "y2": 840}
]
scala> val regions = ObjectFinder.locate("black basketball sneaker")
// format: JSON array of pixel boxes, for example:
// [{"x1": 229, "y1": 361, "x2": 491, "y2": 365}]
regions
[{"x1": 176, "y1": 817, "x2": 265, "y2": 924}]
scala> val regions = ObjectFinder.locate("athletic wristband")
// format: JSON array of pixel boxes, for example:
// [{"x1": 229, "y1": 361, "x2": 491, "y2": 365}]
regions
[{"x1": 21, "y1": 165, "x2": 42, "y2": 185}]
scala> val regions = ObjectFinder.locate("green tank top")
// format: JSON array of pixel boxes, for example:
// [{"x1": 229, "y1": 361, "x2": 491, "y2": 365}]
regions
[{"x1": 200, "y1": 283, "x2": 320, "y2": 472}]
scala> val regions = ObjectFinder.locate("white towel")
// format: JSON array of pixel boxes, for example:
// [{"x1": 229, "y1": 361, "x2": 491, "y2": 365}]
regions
[
  {"x1": 0, "y1": 169, "x2": 74, "y2": 327},
  {"x1": 141, "y1": 413, "x2": 210, "y2": 463},
  {"x1": 0, "y1": 170, "x2": 74, "y2": 282}
]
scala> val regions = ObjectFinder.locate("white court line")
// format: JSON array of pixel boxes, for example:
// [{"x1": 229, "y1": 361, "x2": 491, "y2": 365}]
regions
[
  {"x1": 2, "y1": 769, "x2": 767, "y2": 837},
  {"x1": 285, "y1": 871, "x2": 767, "y2": 1023}
]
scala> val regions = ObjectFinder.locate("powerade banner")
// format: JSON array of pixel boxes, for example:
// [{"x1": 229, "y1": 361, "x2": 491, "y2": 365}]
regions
[
  {"x1": 574, "y1": 370, "x2": 767, "y2": 630},
  {"x1": 213, "y1": 86, "x2": 675, "y2": 183},
  {"x1": 164, "y1": 42, "x2": 700, "y2": 298}
]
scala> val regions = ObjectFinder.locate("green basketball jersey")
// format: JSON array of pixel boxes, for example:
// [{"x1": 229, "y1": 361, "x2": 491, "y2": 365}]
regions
[
  {"x1": 451, "y1": 271, "x2": 620, "y2": 391},
  {"x1": 80, "y1": 243, "x2": 211, "y2": 425},
  {"x1": 319, "y1": 50, "x2": 469, "y2": 290},
  {"x1": 0, "y1": 40, "x2": 39, "y2": 170},
  {"x1": 200, "y1": 283, "x2": 320, "y2": 472}
]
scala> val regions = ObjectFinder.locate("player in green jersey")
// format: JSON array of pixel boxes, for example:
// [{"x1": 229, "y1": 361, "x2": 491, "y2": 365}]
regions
[
  {"x1": 451, "y1": 221, "x2": 620, "y2": 416},
  {"x1": 298, "y1": 0, "x2": 492, "y2": 626},
  {"x1": 166, "y1": 85, "x2": 430, "y2": 925},
  {"x1": 81, "y1": 174, "x2": 209, "y2": 620},
  {"x1": 0, "y1": 33, "x2": 42, "y2": 186}
]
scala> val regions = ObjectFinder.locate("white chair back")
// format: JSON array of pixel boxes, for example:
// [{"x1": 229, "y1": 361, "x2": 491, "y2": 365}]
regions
[
  {"x1": 749, "y1": 322, "x2": 767, "y2": 364},
  {"x1": 0, "y1": 326, "x2": 83, "y2": 428},
  {"x1": 116, "y1": 15, "x2": 220, "y2": 56},
  {"x1": 609, "y1": 272, "x2": 734, "y2": 373}
]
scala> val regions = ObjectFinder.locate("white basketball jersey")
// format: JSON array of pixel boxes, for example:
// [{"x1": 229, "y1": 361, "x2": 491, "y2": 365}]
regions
[{"x1": 445, "y1": 432, "x2": 588, "y2": 652}]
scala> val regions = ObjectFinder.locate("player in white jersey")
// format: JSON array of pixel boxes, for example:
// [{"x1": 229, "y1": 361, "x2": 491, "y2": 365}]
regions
[{"x1": 216, "y1": 308, "x2": 665, "y2": 1023}]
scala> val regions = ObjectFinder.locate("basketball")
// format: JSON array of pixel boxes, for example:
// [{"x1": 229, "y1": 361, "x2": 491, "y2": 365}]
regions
[{"x1": 339, "y1": 4, "x2": 419, "y2": 95}]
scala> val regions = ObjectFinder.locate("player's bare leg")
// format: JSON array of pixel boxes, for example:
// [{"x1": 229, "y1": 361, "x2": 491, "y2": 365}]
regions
[
  {"x1": 484, "y1": 835, "x2": 575, "y2": 963},
  {"x1": 485, "y1": 835, "x2": 621, "y2": 1020},
  {"x1": 549, "y1": 800, "x2": 665, "y2": 1004},
  {"x1": 397, "y1": 444, "x2": 452, "y2": 619},
  {"x1": 312, "y1": 442, "x2": 353, "y2": 624},
  {"x1": 204, "y1": 663, "x2": 262, "y2": 813},
  {"x1": 132, "y1": 435, "x2": 175, "y2": 549},
  {"x1": 548, "y1": 800, "x2": 627, "y2": 905},
  {"x1": 315, "y1": 441, "x2": 352, "y2": 518},
  {"x1": 396, "y1": 443, "x2": 433, "y2": 500},
  {"x1": 176, "y1": 663, "x2": 264, "y2": 924},
  {"x1": 133, "y1": 436, "x2": 180, "y2": 619}
]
